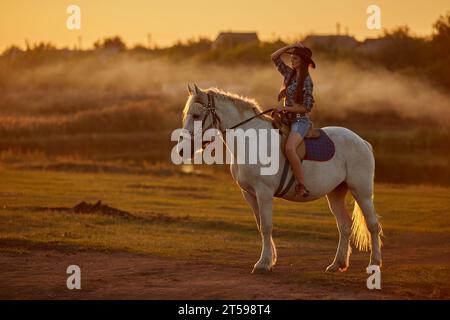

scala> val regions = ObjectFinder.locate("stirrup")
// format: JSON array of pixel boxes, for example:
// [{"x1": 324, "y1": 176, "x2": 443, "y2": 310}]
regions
[{"x1": 295, "y1": 183, "x2": 310, "y2": 198}]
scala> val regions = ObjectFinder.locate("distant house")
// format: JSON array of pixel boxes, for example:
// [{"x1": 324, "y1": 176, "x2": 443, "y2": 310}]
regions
[
  {"x1": 213, "y1": 32, "x2": 259, "y2": 49},
  {"x1": 302, "y1": 35, "x2": 359, "y2": 51},
  {"x1": 356, "y1": 38, "x2": 392, "y2": 54}
]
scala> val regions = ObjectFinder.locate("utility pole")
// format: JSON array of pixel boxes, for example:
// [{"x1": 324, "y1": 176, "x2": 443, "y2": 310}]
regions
[{"x1": 147, "y1": 33, "x2": 152, "y2": 49}]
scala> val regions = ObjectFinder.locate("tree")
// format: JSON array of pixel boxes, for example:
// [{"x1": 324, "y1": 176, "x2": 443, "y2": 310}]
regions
[
  {"x1": 376, "y1": 26, "x2": 426, "y2": 69},
  {"x1": 432, "y1": 12, "x2": 450, "y2": 55},
  {"x1": 94, "y1": 36, "x2": 127, "y2": 51},
  {"x1": 383, "y1": 25, "x2": 412, "y2": 39}
]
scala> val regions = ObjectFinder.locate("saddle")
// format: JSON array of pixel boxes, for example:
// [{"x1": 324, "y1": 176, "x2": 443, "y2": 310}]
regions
[{"x1": 271, "y1": 111, "x2": 320, "y2": 160}]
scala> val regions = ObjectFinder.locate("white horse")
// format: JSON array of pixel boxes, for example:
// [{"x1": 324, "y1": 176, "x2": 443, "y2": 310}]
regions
[{"x1": 180, "y1": 84, "x2": 382, "y2": 273}]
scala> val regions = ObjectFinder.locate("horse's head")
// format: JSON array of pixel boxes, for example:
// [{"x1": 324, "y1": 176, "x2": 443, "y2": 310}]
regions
[{"x1": 178, "y1": 84, "x2": 219, "y2": 158}]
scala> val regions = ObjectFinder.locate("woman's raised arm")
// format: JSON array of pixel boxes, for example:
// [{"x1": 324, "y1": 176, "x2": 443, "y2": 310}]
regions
[
  {"x1": 270, "y1": 42, "x2": 303, "y2": 61},
  {"x1": 271, "y1": 45, "x2": 294, "y2": 77},
  {"x1": 271, "y1": 44, "x2": 294, "y2": 61}
]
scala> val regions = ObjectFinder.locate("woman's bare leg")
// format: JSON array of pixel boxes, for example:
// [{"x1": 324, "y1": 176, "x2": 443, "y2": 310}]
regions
[{"x1": 285, "y1": 131, "x2": 307, "y2": 193}]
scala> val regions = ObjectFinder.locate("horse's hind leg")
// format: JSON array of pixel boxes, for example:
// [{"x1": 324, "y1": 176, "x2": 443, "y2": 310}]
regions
[
  {"x1": 351, "y1": 189, "x2": 382, "y2": 267},
  {"x1": 346, "y1": 139, "x2": 382, "y2": 267},
  {"x1": 325, "y1": 182, "x2": 352, "y2": 272}
]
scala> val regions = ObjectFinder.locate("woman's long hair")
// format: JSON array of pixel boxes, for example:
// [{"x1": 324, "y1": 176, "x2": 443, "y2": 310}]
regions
[{"x1": 277, "y1": 58, "x2": 309, "y2": 104}]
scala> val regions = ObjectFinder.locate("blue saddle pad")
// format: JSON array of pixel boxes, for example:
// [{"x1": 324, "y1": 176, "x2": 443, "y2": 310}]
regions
[{"x1": 304, "y1": 129, "x2": 335, "y2": 161}]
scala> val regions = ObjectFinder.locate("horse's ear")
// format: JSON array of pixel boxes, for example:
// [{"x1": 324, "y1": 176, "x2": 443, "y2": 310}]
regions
[
  {"x1": 193, "y1": 83, "x2": 201, "y2": 95},
  {"x1": 187, "y1": 83, "x2": 193, "y2": 95}
]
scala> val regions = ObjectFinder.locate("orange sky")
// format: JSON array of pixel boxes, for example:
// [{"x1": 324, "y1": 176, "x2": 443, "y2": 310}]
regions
[{"x1": 0, "y1": 0, "x2": 448, "y2": 51}]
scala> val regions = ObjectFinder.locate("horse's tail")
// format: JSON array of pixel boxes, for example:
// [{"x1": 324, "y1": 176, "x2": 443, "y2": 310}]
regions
[
  {"x1": 350, "y1": 140, "x2": 382, "y2": 251},
  {"x1": 352, "y1": 140, "x2": 370, "y2": 252},
  {"x1": 350, "y1": 198, "x2": 372, "y2": 252}
]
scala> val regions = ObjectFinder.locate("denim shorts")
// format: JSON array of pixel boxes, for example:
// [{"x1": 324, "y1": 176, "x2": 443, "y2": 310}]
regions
[{"x1": 290, "y1": 117, "x2": 310, "y2": 138}]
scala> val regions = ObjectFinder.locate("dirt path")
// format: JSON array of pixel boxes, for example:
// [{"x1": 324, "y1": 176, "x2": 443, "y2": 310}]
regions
[
  {"x1": 0, "y1": 247, "x2": 442, "y2": 300},
  {"x1": 1, "y1": 231, "x2": 449, "y2": 300}
]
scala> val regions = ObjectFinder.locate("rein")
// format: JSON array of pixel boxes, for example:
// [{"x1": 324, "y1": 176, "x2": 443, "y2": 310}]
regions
[
  {"x1": 229, "y1": 108, "x2": 274, "y2": 129},
  {"x1": 193, "y1": 92, "x2": 274, "y2": 134}
]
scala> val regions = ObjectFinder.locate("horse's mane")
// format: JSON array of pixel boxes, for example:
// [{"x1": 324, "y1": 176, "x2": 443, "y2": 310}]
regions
[
  {"x1": 207, "y1": 87, "x2": 263, "y2": 113},
  {"x1": 183, "y1": 87, "x2": 272, "y2": 123}
]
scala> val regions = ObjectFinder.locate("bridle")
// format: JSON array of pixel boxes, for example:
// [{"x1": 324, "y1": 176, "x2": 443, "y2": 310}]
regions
[
  {"x1": 190, "y1": 92, "x2": 274, "y2": 136},
  {"x1": 192, "y1": 92, "x2": 224, "y2": 135}
]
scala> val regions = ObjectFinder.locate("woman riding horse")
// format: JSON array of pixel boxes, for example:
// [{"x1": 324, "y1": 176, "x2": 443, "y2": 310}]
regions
[{"x1": 271, "y1": 43, "x2": 316, "y2": 198}]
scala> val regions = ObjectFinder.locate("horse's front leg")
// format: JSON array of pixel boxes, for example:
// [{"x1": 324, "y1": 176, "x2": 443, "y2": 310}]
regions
[
  {"x1": 252, "y1": 188, "x2": 276, "y2": 273},
  {"x1": 242, "y1": 190, "x2": 260, "y2": 232}
]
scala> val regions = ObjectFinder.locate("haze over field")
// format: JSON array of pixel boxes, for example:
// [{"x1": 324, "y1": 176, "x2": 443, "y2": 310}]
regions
[{"x1": 1, "y1": 55, "x2": 449, "y2": 124}]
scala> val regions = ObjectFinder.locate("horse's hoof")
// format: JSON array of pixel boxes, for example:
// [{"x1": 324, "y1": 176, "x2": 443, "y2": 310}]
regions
[
  {"x1": 325, "y1": 263, "x2": 348, "y2": 273},
  {"x1": 251, "y1": 265, "x2": 272, "y2": 274},
  {"x1": 251, "y1": 268, "x2": 271, "y2": 274}
]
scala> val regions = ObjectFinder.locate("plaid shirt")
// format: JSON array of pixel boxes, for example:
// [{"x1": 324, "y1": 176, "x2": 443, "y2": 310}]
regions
[{"x1": 274, "y1": 56, "x2": 314, "y2": 111}]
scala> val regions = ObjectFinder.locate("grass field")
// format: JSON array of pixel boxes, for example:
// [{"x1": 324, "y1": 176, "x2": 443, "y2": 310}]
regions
[{"x1": 1, "y1": 165, "x2": 449, "y2": 299}]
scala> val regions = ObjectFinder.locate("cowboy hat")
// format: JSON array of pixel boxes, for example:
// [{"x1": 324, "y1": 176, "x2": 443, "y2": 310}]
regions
[{"x1": 286, "y1": 46, "x2": 316, "y2": 68}]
